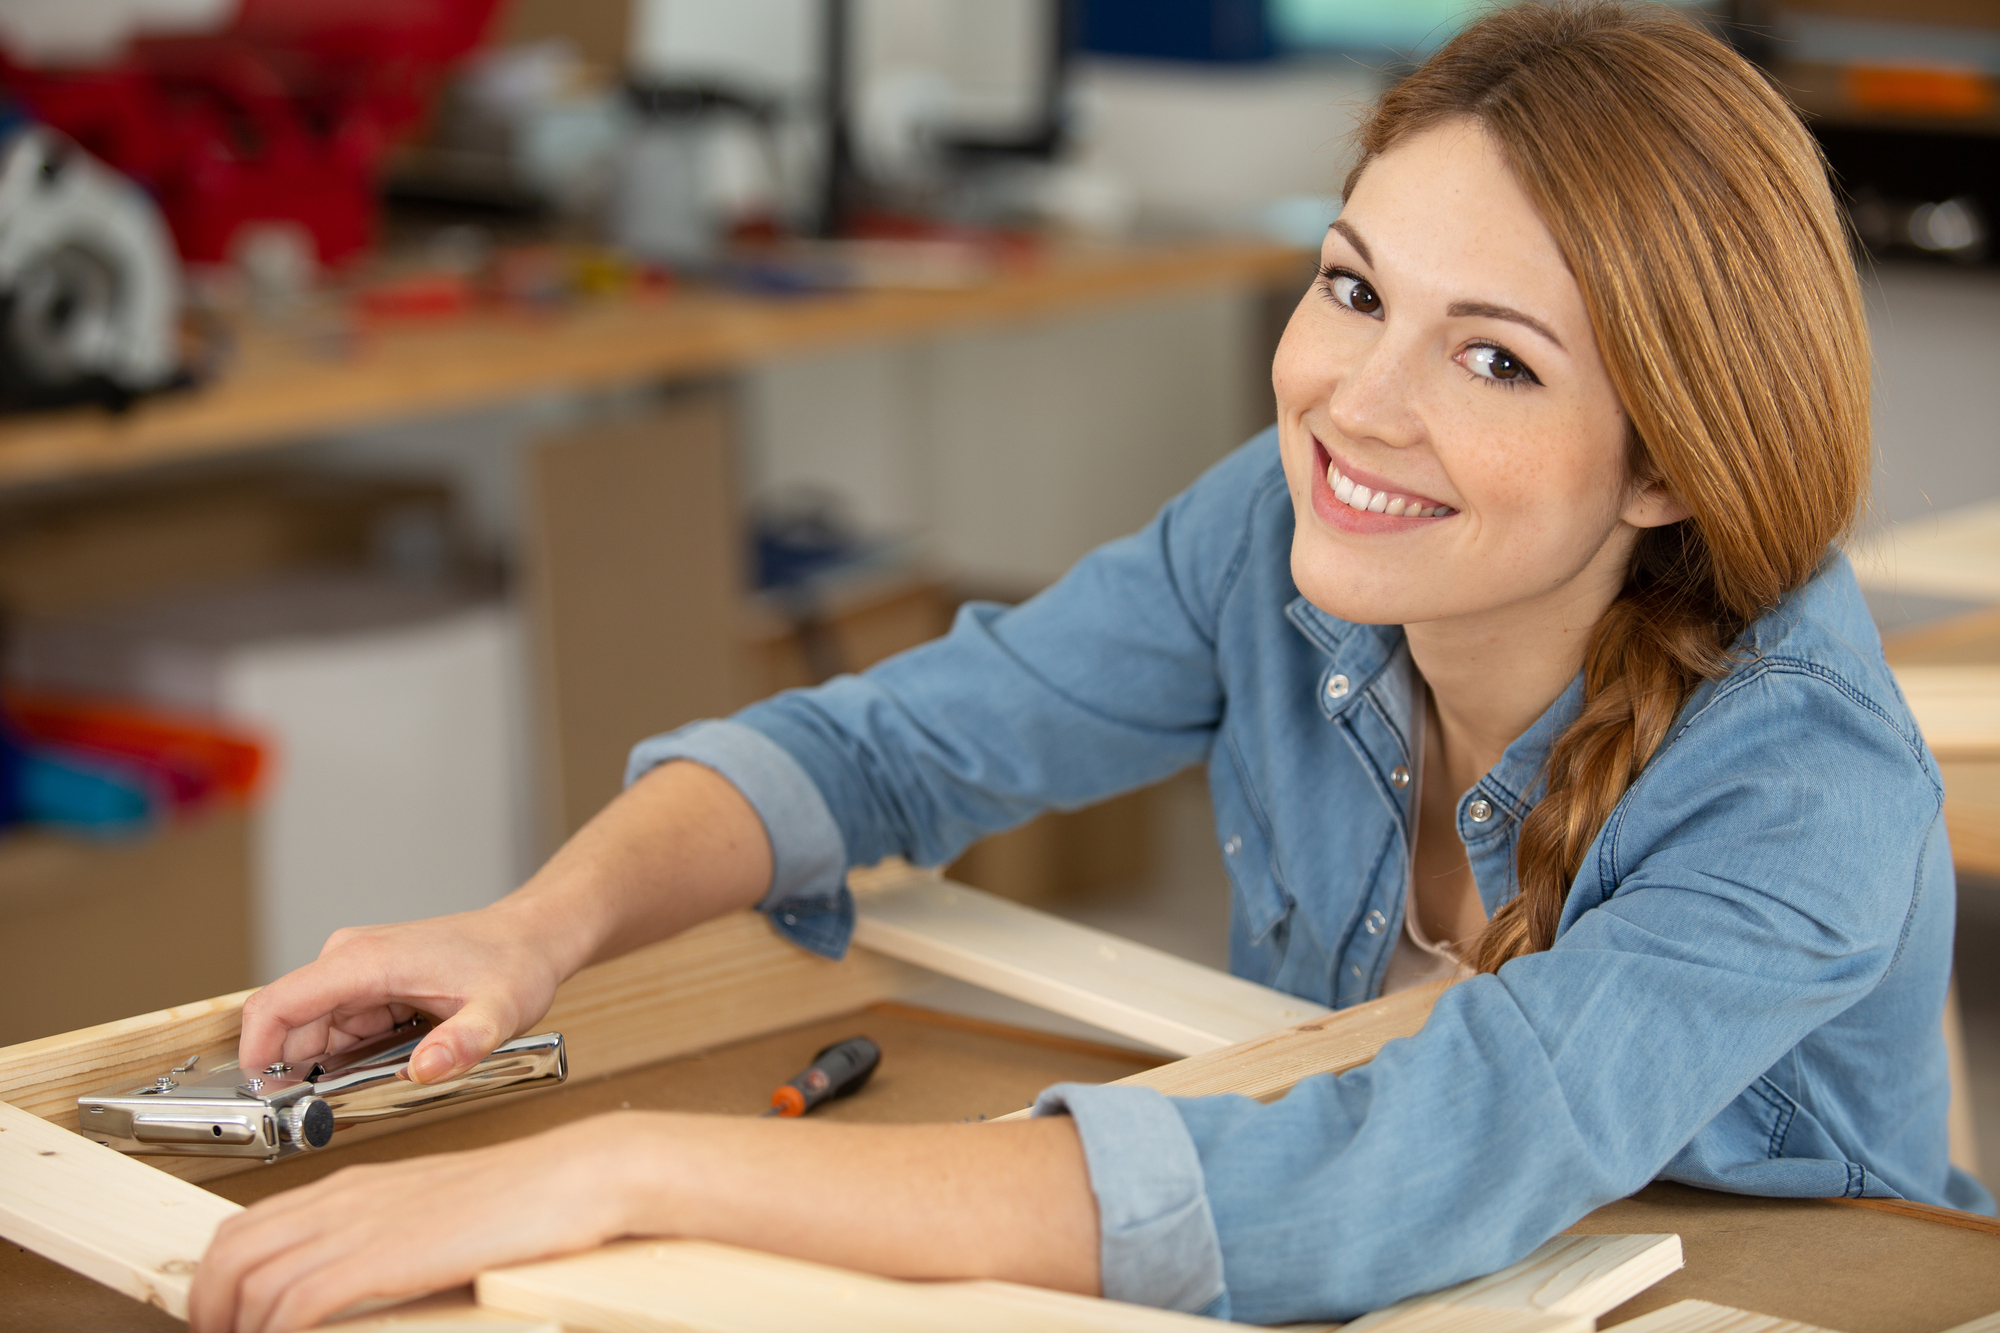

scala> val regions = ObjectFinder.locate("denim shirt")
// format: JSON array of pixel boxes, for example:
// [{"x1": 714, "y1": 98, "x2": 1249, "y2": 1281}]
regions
[{"x1": 628, "y1": 429, "x2": 1993, "y2": 1323}]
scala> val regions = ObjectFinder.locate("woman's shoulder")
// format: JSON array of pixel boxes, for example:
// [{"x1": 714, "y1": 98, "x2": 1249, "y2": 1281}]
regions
[
  {"x1": 1702, "y1": 552, "x2": 1932, "y2": 773},
  {"x1": 1610, "y1": 553, "x2": 1943, "y2": 868}
]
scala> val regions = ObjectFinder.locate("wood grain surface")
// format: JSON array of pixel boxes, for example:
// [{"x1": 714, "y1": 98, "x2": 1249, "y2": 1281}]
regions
[{"x1": 850, "y1": 861, "x2": 1331, "y2": 1056}]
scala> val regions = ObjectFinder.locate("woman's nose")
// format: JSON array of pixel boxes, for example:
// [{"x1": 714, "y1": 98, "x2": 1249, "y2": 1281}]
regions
[{"x1": 1326, "y1": 336, "x2": 1423, "y2": 452}]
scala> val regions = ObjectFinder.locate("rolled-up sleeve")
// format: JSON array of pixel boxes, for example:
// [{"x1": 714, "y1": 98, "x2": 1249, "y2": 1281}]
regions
[
  {"x1": 1033, "y1": 1083, "x2": 1230, "y2": 1319},
  {"x1": 626, "y1": 719, "x2": 853, "y2": 957}
]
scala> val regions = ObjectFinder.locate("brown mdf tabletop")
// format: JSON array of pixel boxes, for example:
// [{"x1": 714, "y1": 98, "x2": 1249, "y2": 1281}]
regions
[{"x1": 5, "y1": 1003, "x2": 1996, "y2": 1332}]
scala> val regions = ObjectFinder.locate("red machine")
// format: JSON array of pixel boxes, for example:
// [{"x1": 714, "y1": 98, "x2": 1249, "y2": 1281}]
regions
[{"x1": 0, "y1": 0, "x2": 502, "y2": 268}]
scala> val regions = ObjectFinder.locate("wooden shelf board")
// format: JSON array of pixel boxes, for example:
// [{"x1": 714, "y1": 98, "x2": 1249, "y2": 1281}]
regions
[{"x1": 0, "y1": 241, "x2": 1310, "y2": 491}]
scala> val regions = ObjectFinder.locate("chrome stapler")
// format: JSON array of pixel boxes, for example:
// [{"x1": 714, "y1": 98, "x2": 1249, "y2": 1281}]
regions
[{"x1": 77, "y1": 1019, "x2": 566, "y2": 1162}]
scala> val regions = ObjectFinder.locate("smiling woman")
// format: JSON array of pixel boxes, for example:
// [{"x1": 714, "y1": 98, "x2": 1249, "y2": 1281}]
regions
[{"x1": 187, "y1": 5, "x2": 1989, "y2": 1332}]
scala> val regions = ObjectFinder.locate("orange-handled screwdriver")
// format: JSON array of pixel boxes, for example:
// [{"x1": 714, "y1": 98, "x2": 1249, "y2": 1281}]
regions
[{"x1": 762, "y1": 1036, "x2": 881, "y2": 1118}]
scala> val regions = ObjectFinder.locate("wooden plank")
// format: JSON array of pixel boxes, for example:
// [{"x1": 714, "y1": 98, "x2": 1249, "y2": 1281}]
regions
[
  {"x1": 0, "y1": 910, "x2": 928, "y2": 1185},
  {"x1": 1346, "y1": 1234, "x2": 1683, "y2": 1331},
  {"x1": 0, "y1": 1096, "x2": 240, "y2": 1320},
  {"x1": 1606, "y1": 1299, "x2": 1838, "y2": 1332},
  {"x1": 1892, "y1": 665, "x2": 2000, "y2": 760},
  {"x1": 849, "y1": 862, "x2": 1332, "y2": 1056},
  {"x1": 1849, "y1": 501, "x2": 2000, "y2": 603},
  {"x1": 1362, "y1": 1313, "x2": 1587, "y2": 1333},
  {"x1": 473, "y1": 1233, "x2": 1649, "y2": 1332},
  {"x1": 1062, "y1": 979, "x2": 1446, "y2": 1108},
  {"x1": 478, "y1": 1237, "x2": 1234, "y2": 1333},
  {"x1": 0, "y1": 242, "x2": 1309, "y2": 493},
  {"x1": 476, "y1": 1237, "x2": 1584, "y2": 1333},
  {"x1": 1942, "y1": 1314, "x2": 2000, "y2": 1333}
]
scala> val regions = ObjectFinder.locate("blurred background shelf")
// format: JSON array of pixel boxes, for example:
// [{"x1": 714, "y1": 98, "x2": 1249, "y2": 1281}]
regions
[{"x1": 0, "y1": 239, "x2": 1310, "y2": 491}]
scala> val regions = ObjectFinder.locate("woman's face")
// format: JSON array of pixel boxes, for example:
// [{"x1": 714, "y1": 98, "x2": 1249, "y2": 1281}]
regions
[{"x1": 1274, "y1": 118, "x2": 1682, "y2": 630}]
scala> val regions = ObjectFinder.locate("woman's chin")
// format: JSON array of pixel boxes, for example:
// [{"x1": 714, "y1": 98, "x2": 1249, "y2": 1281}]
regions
[{"x1": 1288, "y1": 552, "x2": 1427, "y2": 627}]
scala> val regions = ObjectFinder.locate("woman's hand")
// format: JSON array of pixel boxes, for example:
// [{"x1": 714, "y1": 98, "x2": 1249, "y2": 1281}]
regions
[
  {"x1": 189, "y1": 1112, "x2": 1101, "y2": 1333},
  {"x1": 236, "y1": 759, "x2": 776, "y2": 1082},
  {"x1": 187, "y1": 1116, "x2": 636, "y2": 1333},
  {"x1": 237, "y1": 899, "x2": 573, "y2": 1084}
]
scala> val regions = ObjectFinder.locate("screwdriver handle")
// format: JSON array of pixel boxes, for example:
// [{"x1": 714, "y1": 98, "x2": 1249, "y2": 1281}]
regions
[{"x1": 767, "y1": 1036, "x2": 881, "y2": 1118}]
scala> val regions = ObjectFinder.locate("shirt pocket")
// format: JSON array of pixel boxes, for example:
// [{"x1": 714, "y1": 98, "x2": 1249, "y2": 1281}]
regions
[{"x1": 1213, "y1": 741, "x2": 1294, "y2": 947}]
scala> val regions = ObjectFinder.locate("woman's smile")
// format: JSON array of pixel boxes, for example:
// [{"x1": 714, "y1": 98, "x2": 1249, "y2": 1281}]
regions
[{"x1": 1309, "y1": 436, "x2": 1458, "y2": 533}]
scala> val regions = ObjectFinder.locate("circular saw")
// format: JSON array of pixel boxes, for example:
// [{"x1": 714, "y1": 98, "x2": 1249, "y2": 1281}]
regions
[{"x1": 0, "y1": 123, "x2": 181, "y2": 411}]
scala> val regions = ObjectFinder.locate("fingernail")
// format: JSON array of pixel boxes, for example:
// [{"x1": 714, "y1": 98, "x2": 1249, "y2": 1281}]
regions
[{"x1": 410, "y1": 1045, "x2": 453, "y2": 1083}]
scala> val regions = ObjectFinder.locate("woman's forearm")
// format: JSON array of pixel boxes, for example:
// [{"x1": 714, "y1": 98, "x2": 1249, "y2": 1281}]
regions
[
  {"x1": 613, "y1": 1112, "x2": 1102, "y2": 1294},
  {"x1": 496, "y1": 759, "x2": 776, "y2": 977}
]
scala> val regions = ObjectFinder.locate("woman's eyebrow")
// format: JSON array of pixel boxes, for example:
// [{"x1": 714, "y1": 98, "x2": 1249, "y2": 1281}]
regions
[
  {"x1": 1330, "y1": 219, "x2": 1373, "y2": 267},
  {"x1": 1448, "y1": 299, "x2": 1566, "y2": 351}
]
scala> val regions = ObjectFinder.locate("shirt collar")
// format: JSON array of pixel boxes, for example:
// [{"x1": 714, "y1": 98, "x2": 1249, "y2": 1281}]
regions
[{"x1": 1285, "y1": 592, "x2": 1586, "y2": 820}]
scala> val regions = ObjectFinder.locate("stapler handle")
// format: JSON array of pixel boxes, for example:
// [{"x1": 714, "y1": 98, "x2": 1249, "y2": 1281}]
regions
[{"x1": 311, "y1": 1028, "x2": 568, "y2": 1128}]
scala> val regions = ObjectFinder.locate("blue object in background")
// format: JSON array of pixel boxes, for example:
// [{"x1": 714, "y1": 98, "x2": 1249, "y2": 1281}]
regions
[
  {"x1": 0, "y1": 719, "x2": 22, "y2": 832},
  {"x1": 18, "y1": 746, "x2": 158, "y2": 838},
  {"x1": 1081, "y1": 0, "x2": 1275, "y2": 63}
]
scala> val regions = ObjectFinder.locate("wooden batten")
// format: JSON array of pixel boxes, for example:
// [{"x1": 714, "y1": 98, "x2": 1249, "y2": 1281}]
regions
[
  {"x1": 988, "y1": 978, "x2": 1448, "y2": 1121},
  {"x1": 1943, "y1": 1313, "x2": 2000, "y2": 1333},
  {"x1": 1344, "y1": 1233, "x2": 1683, "y2": 1331},
  {"x1": 850, "y1": 861, "x2": 1331, "y2": 1056},
  {"x1": 474, "y1": 1230, "x2": 1675, "y2": 1333},
  {"x1": 0, "y1": 1097, "x2": 240, "y2": 1320},
  {"x1": 1608, "y1": 1300, "x2": 1839, "y2": 1333},
  {"x1": 479, "y1": 1239, "x2": 1236, "y2": 1333}
]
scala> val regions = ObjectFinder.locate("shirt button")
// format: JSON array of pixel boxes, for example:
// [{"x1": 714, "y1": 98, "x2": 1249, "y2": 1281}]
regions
[
  {"x1": 780, "y1": 912, "x2": 798, "y2": 925},
  {"x1": 1364, "y1": 909, "x2": 1387, "y2": 935},
  {"x1": 1468, "y1": 798, "x2": 1494, "y2": 823},
  {"x1": 1350, "y1": 964, "x2": 1363, "y2": 979},
  {"x1": 1389, "y1": 765, "x2": 1410, "y2": 789},
  {"x1": 1223, "y1": 835, "x2": 1243, "y2": 857},
  {"x1": 1325, "y1": 673, "x2": 1350, "y2": 700}
]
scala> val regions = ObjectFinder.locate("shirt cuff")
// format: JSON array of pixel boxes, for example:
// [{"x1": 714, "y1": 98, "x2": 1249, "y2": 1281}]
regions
[
  {"x1": 626, "y1": 720, "x2": 854, "y2": 958},
  {"x1": 1033, "y1": 1082, "x2": 1229, "y2": 1319}
]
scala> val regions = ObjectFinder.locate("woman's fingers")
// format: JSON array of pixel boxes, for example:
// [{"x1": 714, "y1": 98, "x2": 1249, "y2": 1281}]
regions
[
  {"x1": 188, "y1": 1176, "x2": 348, "y2": 1333},
  {"x1": 236, "y1": 911, "x2": 560, "y2": 1077},
  {"x1": 407, "y1": 995, "x2": 518, "y2": 1082},
  {"x1": 191, "y1": 1125, "x2": 634, "y2": 1333}
]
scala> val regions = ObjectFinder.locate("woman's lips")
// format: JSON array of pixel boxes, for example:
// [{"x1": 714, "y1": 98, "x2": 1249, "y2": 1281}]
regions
[{"x1": 1308, "y1": 438, "x2": 1457, "y2": 533}]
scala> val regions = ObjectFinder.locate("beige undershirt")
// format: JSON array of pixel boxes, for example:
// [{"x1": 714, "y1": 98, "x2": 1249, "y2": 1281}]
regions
[{"x1": 1381, "y1": 662, "x2": 1476, "y2": 995}]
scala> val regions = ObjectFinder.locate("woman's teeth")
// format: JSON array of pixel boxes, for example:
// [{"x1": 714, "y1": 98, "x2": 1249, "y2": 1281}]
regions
[{"x1": 1327, "y1": 464, "x2": 1455, "y2": 519}]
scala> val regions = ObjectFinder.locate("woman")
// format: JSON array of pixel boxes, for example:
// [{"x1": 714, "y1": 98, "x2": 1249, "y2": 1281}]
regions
[{"x1": 190, "y1": 5, "x2": 1992, "y2": 1330}]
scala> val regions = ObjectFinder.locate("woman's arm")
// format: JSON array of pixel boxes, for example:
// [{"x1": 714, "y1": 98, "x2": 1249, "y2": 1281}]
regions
[
  {"x1": 187, "y1": 1112, "x2": 1099, "y2": 1333},
  {"x1": 237, "y1": 759, "x2": 773, "y2": 1080}
]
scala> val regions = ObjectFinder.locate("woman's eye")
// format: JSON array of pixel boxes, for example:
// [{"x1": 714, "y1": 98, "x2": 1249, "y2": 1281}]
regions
[
  {"x1": 1321, "y1": 268, "x2": 1382, "y2": 317},
  {"x1": 1461, "y1": 343, "x2": 1540, "y2": 386}
]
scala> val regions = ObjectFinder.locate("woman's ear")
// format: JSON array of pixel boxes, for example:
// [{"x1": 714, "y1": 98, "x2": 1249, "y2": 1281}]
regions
[{"x1": 1623, "y1": 476, "x2": 1692, "y2": 530}]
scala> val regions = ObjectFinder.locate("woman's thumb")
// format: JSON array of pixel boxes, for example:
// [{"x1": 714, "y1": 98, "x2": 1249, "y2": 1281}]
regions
[{"x1": 408, "y1": 1004, "x2": 511, "y2": 1083}]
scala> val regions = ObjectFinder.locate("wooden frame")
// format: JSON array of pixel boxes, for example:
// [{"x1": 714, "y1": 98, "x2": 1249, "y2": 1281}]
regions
[
  {"x1": 0, "y1": 862, "x2": 1464, "y2": 1327},
  {"x1": 0, "y1": 861, "x2": 1900, "y2": 1332}
]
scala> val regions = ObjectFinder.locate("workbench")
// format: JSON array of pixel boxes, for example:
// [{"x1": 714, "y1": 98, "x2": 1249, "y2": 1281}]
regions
[
  {"x1": 7, "y1": 1002, "x2": 1998, "y2": 1332},
  {"x1": 3, "y1": 866, "x2": 1997, "y2": 1333}
]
